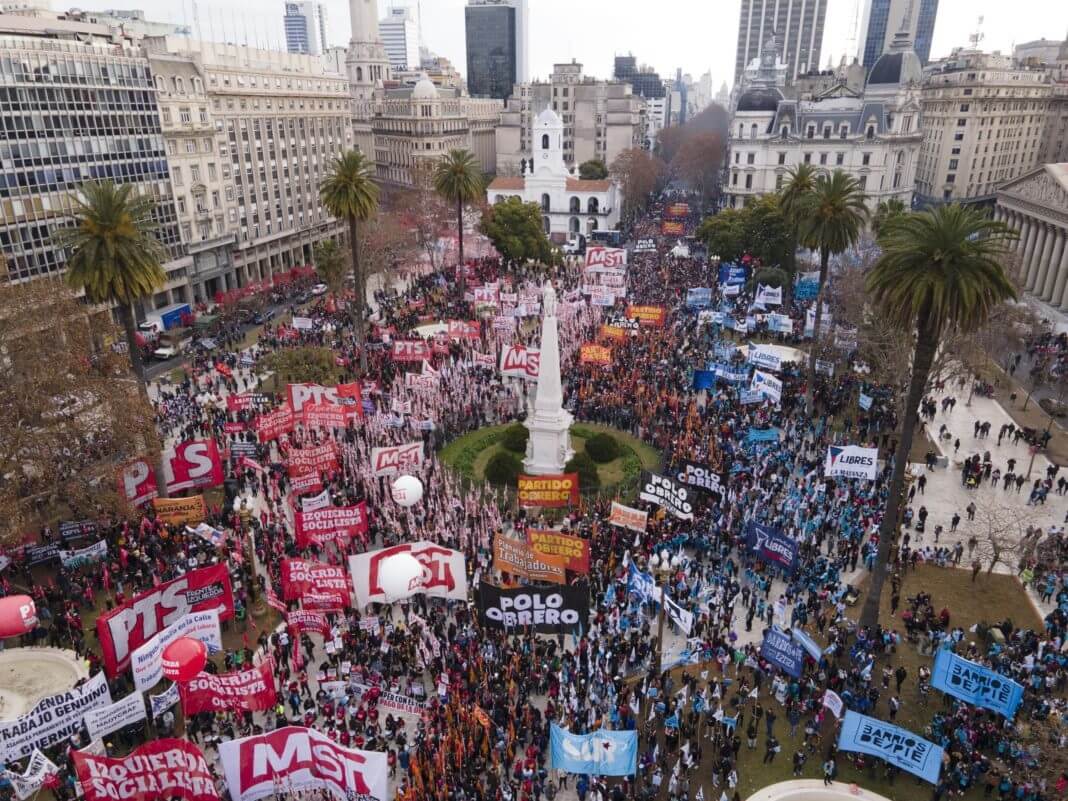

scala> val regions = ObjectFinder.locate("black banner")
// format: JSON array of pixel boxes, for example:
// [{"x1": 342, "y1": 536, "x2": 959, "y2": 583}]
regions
[
  {"x1": 59, "y1": 520, "x2": 98, "y2": 544},
  {"x1": 24, "y1": 543, "x2": 61, "y2": 566},
  {"x1": 675, "y1": 461, "x2": 726, "y2": 502},
  {"x1": 477, "y1": 584, "x2": 588, "y2": 633},
  {"x1": 638, "y1": 471, "x2": 694, "y2": 520}
]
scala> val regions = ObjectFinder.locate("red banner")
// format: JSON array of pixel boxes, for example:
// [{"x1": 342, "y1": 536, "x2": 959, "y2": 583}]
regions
[
  {"x1": 73, "y1": 739, "x2": 219, "y2": 801},
  {"x1": 281, "y1": 559, "x2": 349, "y2": 608},
  {"x1": 665, "y1": 202, "x2": 690, "y2": 219},
  {"x1": 579, "y1": 344, "x2": 613, "y2": 365},
  {"x1": 223, "y1": 421, "x2": 247, "y2": 434},
  {"x1": 163, "y1": 439, "x2": 224, "y2": 494},
  {"x1": 286, "y1": 443, "x2": 339, "y2": 476},
  {"x1": 517, "y1": 474, "x2": 579, "y2": 508},
  {"x1": 180, "y1": 659, "x2": 276, "y2": 714},
  {"x1": 289, "y1": 470, "x2": 323, "y2": 496},
  {"x1": 294, "y1": 503, "x2": 369, "y2": 548},
  {"x1": 255, "y1": 406, "x2": 295, "y2": 442},
  {"x1": 302, "y1": 402, "x2": 353, "y2": 430},
  {"x1": 117, "y1": 458, "x2": 158, "y2": 508},
  {"x1": 391, "y1": 340, "x2": 431, "y2": 362},
  {"x1": 226, "y1": 393, "x2": 269, "y2": 412},
  {"x1": 96, "y1": 564, "x2": 235, "y2": 677},
  {"x1": 285, "y1": 610, "x2": 331, "y2": 637},
  {"x1": 447, "y1": 319, "x2": 480, "y2": 340},
  {"x1": 527, "y1": 528, "x2": 591, "y2": 573},
  {"x1": 287, "y1": 383, "x2": 362, "y2": 415},
  {"x1": 625, "y1": 305, "x2": 667, "y2": 327}
]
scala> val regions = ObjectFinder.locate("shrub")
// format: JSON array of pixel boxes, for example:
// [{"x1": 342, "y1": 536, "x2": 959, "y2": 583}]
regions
[
  {"x1": 585, "y1": 432, "x2": 620, "y2": 463},
  {"x1": 501, "y1": 423, "x2": 529, "y2": 453},
  {"x1": 485, "y1": 450, "x2": 523, "y2": 486},
  {"x1": 565, "y1": 452, "x2": 600, "y2": 490}
]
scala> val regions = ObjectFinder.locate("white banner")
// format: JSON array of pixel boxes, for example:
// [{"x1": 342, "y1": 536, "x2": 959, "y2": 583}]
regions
[
  {"x1": 2, "y1": 749, "x2": 58, "y2": 799},
  {"x1": 822, "y1": 689, "x2": 844, "y2": 719},
  {"x1": 83, "y1": 692, "x2": 147, "y2": 740},
  {"x1": 369, "y1": 441, "x2": 425, "y2": 478},
  {"x1": 59, "y1": 539, "x2": 107, "y2": 568},
  {"x1": 755, "y1": 284, "x2": 782, "y2": 306},
  {"x1": 0, "y1": 673, "x2": 112, "y2": 761},
  {"x1": 291, "y1": 316, "x2": 313, "y2": 330},
  {"x1": 150, "y1": 683, "x2": 180, "y2": 718},
  {"x1": 219, "y1": 726, "x2": 388, "y2": 801},
  {"x1": 824, "y1": 445, "x2": 879, "y2": 481},
  {"x1": 747, "y1": 344, "x2": 782, "y2": 372},
  {"x1": 130, "y1": 610, "x2": 222, "y2": 692},
  {"x1": 349, "y1": 541, "x2": 467, "y2": 608},
  {"x1": 500, "y1": 344, "x2": 540, "y2": 380},
  {"x1": 301, "y1": 489, "x2": 331, "y2": 512},
  {"x1": 750, "y1": 370, "x2": 782, "y2": 404}
]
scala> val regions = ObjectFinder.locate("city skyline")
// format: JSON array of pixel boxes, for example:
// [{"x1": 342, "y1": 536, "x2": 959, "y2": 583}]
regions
[{"x1": 50, "y1": 0, "x2": 1068, "y2": 87}]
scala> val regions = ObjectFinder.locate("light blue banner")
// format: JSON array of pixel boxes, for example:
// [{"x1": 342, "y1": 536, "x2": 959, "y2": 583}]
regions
[
  {"x1": 549, "y1": 723, "x2": 638, "y2": 776},
  {"x1": 712, "y1": 363, "x2": 750, "y2": 383},
  {"x1": 686, "y1": 287, "x2": 713, "y2": 309},
  {"x1": 746, "y1": 427, "x2": 780, "y2": 443},
  {"x1": 858, "y1": 393, "x2": 873, "y2": 411},
  {"x1": 791, "y1": 627, "x2": 823, "y2": 661},
  {"x1": 837, "y1": 711, "x2": 943, "y2": 784},
  {"x1": 739, "y1": 389, "x2": 764, "y2": 405},
  {"x1": 931, "y1": 649, "x2": 1024, "y2": 719},
  {"x1": 627, "y1": 563, "x2": 659, "y2": 605}
]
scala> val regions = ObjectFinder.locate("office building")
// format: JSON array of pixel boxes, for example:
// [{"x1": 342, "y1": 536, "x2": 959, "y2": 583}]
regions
[
  {"x1": 465, "y1": 0, "x2": 522, "y2": 100},
  {"x1": 1043, "y1": 39, "x2": 1068, "y2": 165},
  {"x1": 0, "y1": 12, "x2": 183, "y2": 297},
  {"x1": 1015, "y1": 39, "x2": 1064, "y2": 67},
  {"x1": 725, "y1": 31, "x2": 922, "y2": 211},
  {"x1": 379, "y1": 6, "x2": 419, "y2": 70},
  {"x1": 734, "y1": 0, "x2": 827, "y2": 85},
  {"x1": 858, "y1": 0, "x2": 939, "y2": 69},
  {"x1": 495, "y1": 61, "x2": 647, "y2": 175},
  {"x1": 145, "y1": 36, "x2": 352, "y2": 302},
  {"x1": 284, "y1": 1, "x2": 326, "y2": 56},
  {"x1": 347, "y1": 0, "x2": 391, "y2": 103},
  {"x1": 914, "y1": 49, "x2": 1052, "y2": 207},
  {"x1": 487, "y1": 108, "x2": 621, "y2": 241},
  {"x1": 614, "y1": 56, "x2": 665, "y2": 99}
]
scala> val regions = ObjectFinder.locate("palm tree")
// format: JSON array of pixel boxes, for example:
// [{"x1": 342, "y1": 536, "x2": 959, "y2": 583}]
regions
[
  {"x1": 799, "y1": 170, "x2": 869, "y2": 413},
  {"x1": 778, "y1": 163, "x2": 819, "y2": 290},
  {"x1": 56, "y1": 181, "x2": 166, "y2": 391},
  {"x1": 320, "y1": 149, "x2": 379, "y2": 372},
  {"x1": 433, "y1": 149, "x2": 484, "y2": 294},
  {"x1": 872, "y1": 197, "x2": 907, "y2": 237},
  {"x1": 859, "y1": 205, "x2": 1017, "y2": 630}
]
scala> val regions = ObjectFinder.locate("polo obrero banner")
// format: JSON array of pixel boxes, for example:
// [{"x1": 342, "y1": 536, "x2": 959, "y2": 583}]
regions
[
  {"x1": 477, "y1": 583, "x2": 588, "y2": 634},
  {"x1": 824, "y1": 444, "x2": 879, "y2": 480}
]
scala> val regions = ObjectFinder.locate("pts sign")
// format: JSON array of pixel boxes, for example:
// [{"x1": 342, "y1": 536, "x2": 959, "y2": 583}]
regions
[{"x1": 161, "y1": 439, "x2": 224, "y2": 494}]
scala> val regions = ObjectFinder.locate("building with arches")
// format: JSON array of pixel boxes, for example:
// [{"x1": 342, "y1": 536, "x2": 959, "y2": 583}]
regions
[
  {"x1": 725, "y1": 30, "x2": 922, "y2": 212},
  {"x1": 485, "y1": 108, "x2": 620, "y2": 242}
]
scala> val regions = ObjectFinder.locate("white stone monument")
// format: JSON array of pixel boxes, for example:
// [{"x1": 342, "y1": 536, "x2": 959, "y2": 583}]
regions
[{"x1": 523, "y1": 283, "x2": 574, "y2": 475}]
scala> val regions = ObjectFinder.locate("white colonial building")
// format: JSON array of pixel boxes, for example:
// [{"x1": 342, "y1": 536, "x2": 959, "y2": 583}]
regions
[
  {"x1": 726, "y1": 31, "x2": 922, "y2": 211},
  {"x1": 486, "y1": 108, "x2": 621, "y2": 242}
]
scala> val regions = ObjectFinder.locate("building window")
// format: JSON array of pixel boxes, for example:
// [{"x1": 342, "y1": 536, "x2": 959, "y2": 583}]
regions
[
  {"x1": 542, "y1": 134, "x2": 550, "y2": 149},
  {"x1": 587, "y1": 197, "x2": 599, "y2": 214},
  {"x1": 780, "y1": 125, "x2": 789, "y2": 137},
  {"x1": 745, "y1": 174, "x2": 753, "y2": 189},
  {"x1": 866, "y1": 125, "x2": 875, "y2": 139},
  {"x1": 746, "y1": 153, "x2": 755, "y2": 165},
  {"x1": 777, "y1": 152, "x2": 786, "y2": 165},
  {"x1": 949, "y1": 159, "x2": 959, "y2": 170},
  {"x1": 569, "y1": 196, "x2": 580, "y2": 213},
  {"x1": 859, "y1": 175, "x2": 867, "y2": 190},
  {"x1": 172, "y1": 167, "x2": 183, "y2": 185},
  {"x1": 750, "y1": 124, "x2": 758, "y2": 139},
  {"x1": 946, "y1": 174, "x2": 956, "y2": 183},
  {"x1": 541, "y1": 193, "x2": 550, "y2": 212},
  {"x1": 862, "y1": 152, "x2": 871, "y2": 166},
  {"x1": 839, "y1": 125, "x2": 848, "y2": 138},
  {"x1": 803, "y1": 153, "x2": 811, "y2": 164},
  {"x1": 807, "y1": 126, "x2": 815, "y2": 139},
  {"x1": 954, "y1": 132, "x2": 964, "y2": 141},
  {"x1": 957, "y1": 118, "x2": 967, "y2": 126},
  {"x1": 179, "y1": 107, "x2": 191, "y2": 123},
  {"x1": 823, "y1": 126, "x2": 832, "y2": 139},
  {"x1": 960, "y1": 104, "x2": 970, "y2": 112},
  {"x1": 836, "y1": 152, "x2": 844, "y2": 166},
  {"x1": 819, "y1": 153, "x2": 827, "y2": 165},
  {"x1": 776, "y1": 174, "x2": 784, "y2": 190}
]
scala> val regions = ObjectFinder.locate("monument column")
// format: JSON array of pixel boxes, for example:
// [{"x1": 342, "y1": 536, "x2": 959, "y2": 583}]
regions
[{"x1": 523, "y1": 283, "x2": 575, "y2": 475}]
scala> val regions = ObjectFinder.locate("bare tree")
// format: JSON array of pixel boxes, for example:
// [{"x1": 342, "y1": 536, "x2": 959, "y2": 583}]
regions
[{"x1": 968, "y1": 497, "x2": 1036, "y2": 575}]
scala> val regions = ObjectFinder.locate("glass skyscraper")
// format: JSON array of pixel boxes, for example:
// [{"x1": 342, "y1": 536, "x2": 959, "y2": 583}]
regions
[
  {"x1": 465, "y1": 2, "x2": 517, "y2": 100},
  {"x1": 859, "y1": 0, "x2": 939, "y2": 70}
]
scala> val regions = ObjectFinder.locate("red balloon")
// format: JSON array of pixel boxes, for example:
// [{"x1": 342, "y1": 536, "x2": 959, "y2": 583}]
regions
[
  {"x1": 0, "y1": 595, "x2": 37, "y2": 638},
  {"x1": 161, "y1": 637, "x2": 208, "y2": 682}
]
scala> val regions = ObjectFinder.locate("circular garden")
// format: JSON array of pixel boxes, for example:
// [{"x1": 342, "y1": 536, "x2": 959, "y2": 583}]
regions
[{"x1": 438, "y1": 421, "x2": 662, "y2": 497}]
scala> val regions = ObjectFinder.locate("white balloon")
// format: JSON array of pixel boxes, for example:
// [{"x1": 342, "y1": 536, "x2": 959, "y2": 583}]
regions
[
  {"x1": 377, "y1": 552, "x2": 424, "y2": 602},
  {"x1": 391, "y1": 475, "x2": 424, "y2": 507}
]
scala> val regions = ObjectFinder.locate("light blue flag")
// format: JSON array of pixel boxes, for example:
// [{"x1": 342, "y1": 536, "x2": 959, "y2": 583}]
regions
[
  {"x1": 791, "y1": 627, "x2": 823, "y2": 661},
  {"x1": 837, "y1": 711, "x2": 943, "y2": 784},
  {"x1": 930, "y1": 650, "x2": 1024, "y2": 719},
  {"x1": 549, "y1": 723, "x2": 638, "y2": 776}
]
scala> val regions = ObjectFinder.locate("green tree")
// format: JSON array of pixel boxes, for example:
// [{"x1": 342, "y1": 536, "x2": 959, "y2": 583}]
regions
[
  {"x1": 778, "y1": 163, "x2": 819, "y2": 286},
  {"x1": 55, "y1": 181, "x2": 167, "y2": 391},
  {"x1": 859, "y1": 205, "x2": 1017, "y2": 629},
  {"x1": 313, "y1": 238, "x2": 347, "y2": 299},
  {"x1": 799, "y1": 170, "x2": 869, "y2": 413},
  {"x1": 578, "y1": 159, "x2": 608, "y2": 180},
  {"x1": 433, "y1": 149, "x2": 484, "y2": 294},
  {"x1": 478, "y1": 197, "x2": 554, "y2": 267},
  {"x1": 697, "y1": 208, "x2": 746, "y2": 263},
  {"x1": 752, "y1": 266, "x2": 789, "y2": 290},
  {"x1": 872, "y1": 197, "x2": 907, "y2": 237},
  {"x1": 261, "y1": 346, "x2": 342, "y2": 387},
  {"x1": 320, "y1": 149, "x2": 379, "y2": 373},
  {"x1": 741, "y1": 194, "x2": 791, "y2": 268}
]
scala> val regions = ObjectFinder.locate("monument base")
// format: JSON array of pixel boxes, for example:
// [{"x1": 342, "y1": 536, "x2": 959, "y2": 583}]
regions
[{"x1": 523, "y1": 410, "x2": 575, "y2": 475}]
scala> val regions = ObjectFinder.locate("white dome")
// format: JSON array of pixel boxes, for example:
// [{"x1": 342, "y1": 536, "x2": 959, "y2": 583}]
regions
[
  {"x1": 412, "y1": 73, "x2": 437, "y2": 100},
  {"x1": 535, "y1": 106, "x2": 562, "y2": 128}
]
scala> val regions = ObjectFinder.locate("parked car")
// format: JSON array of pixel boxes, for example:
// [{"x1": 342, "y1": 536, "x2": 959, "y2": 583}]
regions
[
  {"x1": 252, "y1": 308, "x2": 276, "y2": 325},
  {"x1": 312, "y1": 283, "x2": 328, "y2": 296},
  {"x1": 152, "y1": 345, "x2": 179, "y2": 360}
]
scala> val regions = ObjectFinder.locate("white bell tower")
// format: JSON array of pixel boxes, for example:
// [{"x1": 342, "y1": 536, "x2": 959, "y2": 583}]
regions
[
  {"x1": 347, "y1": 0, "x2": 391, "y2": 101},
  {"x1": 532, "y1": 107, "x2": 567, "y2": 176}
]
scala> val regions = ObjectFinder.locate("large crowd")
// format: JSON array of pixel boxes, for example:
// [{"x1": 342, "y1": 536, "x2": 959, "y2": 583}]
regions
[{"x1": 3, "y1": 192, "x2": 1068, "y2": 801}]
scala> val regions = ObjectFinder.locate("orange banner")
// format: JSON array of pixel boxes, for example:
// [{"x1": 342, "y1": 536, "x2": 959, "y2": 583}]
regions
[
  {"x1": 493, "y1": 536, "x2": 567, "y2": 583},
  {"x1": 579, "y1": 344, "x2": 612, "y2": 365},
  {"x1": 600, "y1": 324, "x2": 626, "y2": 342},
  {"x1": 625, "y1": 305, "x2": 666, "y2": 327},
  {"x1": 517, "y1": 473, "x2": 579, "y2": 508},
  {"x1": 608, "y1": 501, "x2": 648, "y2": 532},
  {"x1": 661, "y1": 220, "x2": 685, "y2": 235},
  {"x1": 152, "y1": 495, "x2": 207, "y2": 526},
  {"x1": 526, "y1": 529, "x2": 590, "y2": 573}
]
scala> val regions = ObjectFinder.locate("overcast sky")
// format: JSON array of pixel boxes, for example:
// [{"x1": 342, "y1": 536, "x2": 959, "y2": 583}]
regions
[{"x1": 72, "y1": 0, "x2": 1068, "y2": 87}]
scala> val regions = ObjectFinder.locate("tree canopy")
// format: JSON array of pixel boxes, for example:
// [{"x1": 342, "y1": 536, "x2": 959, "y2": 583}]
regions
[
  {"x1": 478, "y1": 197, "x2": 555, "y2": 266},
  {"x1": 578, "y1": 159, "x2": 609, "y2": 180}
]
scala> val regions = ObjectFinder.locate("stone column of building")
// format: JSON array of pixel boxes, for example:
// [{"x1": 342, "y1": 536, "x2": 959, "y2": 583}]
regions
[
  {"x1": 1033, "y1": 223, "x2": 1057, "y2": 293},
  {"x1": 1041, "y1": 229, "x2": 1067, "y2": 301},
  {"x1": 1055, "y1": 243, "x2": 1068, "y2": 309},
  {"x1": 1017, "y1": 216, "x2": 1036, "y2": 281},
  {"x1": 1023, "y1": 220, "x2": 1045, "y2": 288}
]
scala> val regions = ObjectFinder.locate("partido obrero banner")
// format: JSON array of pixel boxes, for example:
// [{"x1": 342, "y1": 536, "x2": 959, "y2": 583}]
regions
[
  {"x1": 96, "y1": 564, "x2": 234, "y2": 677},
  {"x1": 608, "y1": 501, "x2": 648, "y2": 532},
  {"x1": 549, "y1": 724, "x2": 637, "y2": 776},
  {"x1": 0, "y1": 672, "x2": 112, "y2": 761},
  {"x1": 219, "y1": 726, "x2": 388, "y2": 801},
  {"x1": 477, "y1": 584, "x2": 588, "y2": 633},
  {"x1": 526, "y1": 529, "x2": 590, "y2": 573},
  {"x1": 72, "y1": 738, "x2": 220, "y2": 801},
  {"x1": 180, "y1": 659, "x2": 276, "y2": 714},
  {"x1": 349, "y1": 541, "x2": 468, "y2": 608},
  {"x1": 517, "y1": 473, "x2": 579, "y2": 508},
  {"x1": 931, "y1": 649, "x2": 1025, "y2": 719},
  {"x1": 837, "y1": 710, "x2": 944, "y2": 784}
]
